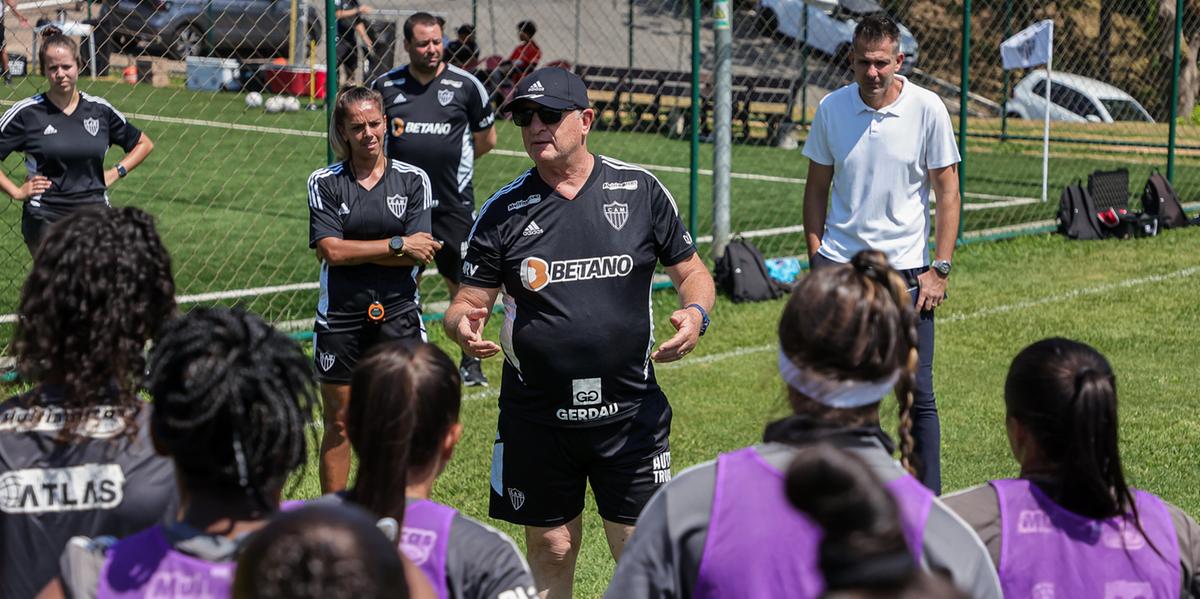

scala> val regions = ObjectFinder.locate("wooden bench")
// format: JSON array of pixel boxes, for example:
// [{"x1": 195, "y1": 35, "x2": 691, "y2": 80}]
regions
[{"x1": 575, "y1": 64, "x2": 802, "y2": 144}]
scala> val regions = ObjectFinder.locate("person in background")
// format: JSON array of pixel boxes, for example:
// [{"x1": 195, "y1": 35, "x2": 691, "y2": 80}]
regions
[
  {"x1": 42, "y1": 307, "x2": 318, "y2": 598},
  {"x1": 605, "y1": 250, "x2": 999, "y2": 599},
  {"x1": 943, "y1": 338, "x2": 1200, "y2": 598},
  {"x1": 0, "y1": 28, "x2": 153, "y2": 252},
  {"x1": 446, "y1": 24, "x2": 479, "y2": 70},
  {"x1": 0, "y1": 207, "x2": 176, "y2": 599},
  {"x1": 1, "y1": 0, "x2": 30, "y2": 83},
  {"x1": 486, "y1": 20, "x2": 541, "y2": 104}
]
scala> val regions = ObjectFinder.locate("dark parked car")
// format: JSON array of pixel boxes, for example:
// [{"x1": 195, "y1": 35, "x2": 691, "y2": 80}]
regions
[{"x1": 100, "y1": 0, "x2": 320, "y2": 60}]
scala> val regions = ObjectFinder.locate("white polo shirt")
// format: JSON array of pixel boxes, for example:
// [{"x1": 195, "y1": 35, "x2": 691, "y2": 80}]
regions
[{"x1": 802, "y1": 76, "x2": 960, "y2": 270}]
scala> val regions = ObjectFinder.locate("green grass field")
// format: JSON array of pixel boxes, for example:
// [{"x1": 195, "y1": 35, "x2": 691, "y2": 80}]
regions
[
  {"x1": 2, "y1": 76, "x2": 1199, "y2": 335},
  {"x1": 272, "y1": 227, "x2": 1200, "y2": 598},
  {"x1": 0, "y1": 77, "x2": 1198, "y2": 597}
]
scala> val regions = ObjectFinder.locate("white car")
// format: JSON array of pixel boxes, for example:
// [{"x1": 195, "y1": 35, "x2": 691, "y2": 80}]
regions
[
  {"x1": 755, "y1": 0, "x2": 920, "y2": 74},
  {"x1": 1006, "y1": 71, "x2": 1153, "y2": 123}
]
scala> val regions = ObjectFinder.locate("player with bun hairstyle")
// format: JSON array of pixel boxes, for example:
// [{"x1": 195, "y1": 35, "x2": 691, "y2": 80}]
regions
[
  {"x1": 0, "y1": 207, "x2": 176, "y2": 599},
  {"x1": 234, "y1": 503, "x2": 423, "y2": 599},
  {"x1": 944, "y1": 338, "x2": 1200, "y2": 597},
  {"x1": 785, "y1": 444, "x2": 966, "y2": 599},
  {"x1": 606, "y1": 250, "x2": 1000, "y2": 599},
  {"x1": 0, "y1": 28, "x2": 153, "y2": 252},
  {"x1": 309, "y1": 84, "x2": 442, "y2": 493},
  {"x1": 337, "y1": 340, "x2": 535, "y2": 599},
  {"x1": 40, "y1": 307, "x2": 318, "y2": 598}
]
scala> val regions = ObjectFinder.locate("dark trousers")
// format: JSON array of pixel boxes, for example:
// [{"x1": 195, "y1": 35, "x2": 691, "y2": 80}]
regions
[{"x1": 809, "y1": 252, "x2": 941, "y2": 494}]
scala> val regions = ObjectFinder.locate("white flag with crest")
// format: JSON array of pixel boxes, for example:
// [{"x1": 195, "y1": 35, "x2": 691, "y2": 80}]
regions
[{"x1": 1001, "y1": 20, "x2": 1053, "y2": 70}]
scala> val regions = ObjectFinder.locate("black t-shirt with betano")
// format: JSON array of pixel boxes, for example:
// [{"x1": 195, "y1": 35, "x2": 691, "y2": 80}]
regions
[
  {"x1": 0, "y1": 93, "x2": 142, "y2": 220},
  {"x1": 308, "y1": 159, "x2": 432, "y2": 330},
  {"x1": 464, "y1": 155, "x2": 696, "y2": 427},
  {"x1": 0, "y1": 387, "x2": 177, "y2": 599},
  {"x1": 372, "y1": 65, "x2": 494, "y2": 214}
]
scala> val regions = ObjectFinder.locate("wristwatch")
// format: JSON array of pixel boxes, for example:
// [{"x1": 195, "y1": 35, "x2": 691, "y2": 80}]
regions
[
  {"x1": 388, "y1": 235, "x2": 405, "y2": 256},
  {"x1": 931, "y1": 259, "x2": 952, "y2": 277},
  {"x1": 116, "y1": 164, "x2": 128, "y2": 178},
  {"x1": 686, "y1": 303, "x2": 710, "y2": 336}
]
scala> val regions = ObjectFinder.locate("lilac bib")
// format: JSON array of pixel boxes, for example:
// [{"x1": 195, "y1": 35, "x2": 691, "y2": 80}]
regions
[
  {"x1": 694, "y1": 446, "x2": 933, "y2": 599},
  {"x1": 992, "y1": 479, "x2": 1180, "y2": 599},
  {"x1": 98, "y1": 526, "x2": 234, "y2": 598},
  {"x1": 401, "y1": 499, "x2": 456, "y2": 599}
]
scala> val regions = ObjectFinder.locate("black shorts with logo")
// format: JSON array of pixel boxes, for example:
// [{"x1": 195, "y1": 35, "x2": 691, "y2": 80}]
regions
[
  {"x1": 425, "y1": 209, "x2": 474, "y2": 284},
  {"x1": 312, "y1": 308, "x2": 426, "y2": 384},
  {"x1": 488, "y1": 390, "x2": 672, "y2": 527}
]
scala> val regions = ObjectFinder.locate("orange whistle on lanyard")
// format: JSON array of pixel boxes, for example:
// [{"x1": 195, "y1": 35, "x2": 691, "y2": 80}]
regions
[{"x1": 367, "y1": 302, "x2": 385, "y2": 324}]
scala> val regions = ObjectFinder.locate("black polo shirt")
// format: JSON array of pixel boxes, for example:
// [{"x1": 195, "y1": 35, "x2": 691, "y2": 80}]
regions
[
  {"x1": 372, "y1": 65, "x2": 494, "y2": 214},
  {"x1": 308, "y1": 159, "x2": 432, "y2": 330},
  {"x1": 0, "y1": 93, "x2": 142, "y2": 220},
  {"x1": 463, "y1": 154, "x2": 696, "y2": 427}
]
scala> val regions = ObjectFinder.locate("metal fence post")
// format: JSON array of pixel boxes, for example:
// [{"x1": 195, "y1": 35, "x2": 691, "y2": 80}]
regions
[
  {"x1": 1168, "y1": 0, "x2": 1183, "y2": 183},
  {"x1": 326, "y1": 0, "x2": 337, "y2": 165},
  {"x1": 800, "y1": 6, "x2": 808, "y2": 127},
  {"x1": 957, "y1": 0, "x2": 970, "y2": 240},
  {"x1": 712, "y1": 0, "x2": 732, "y2": 260},
  {"x1": 1000, "y1": 0, "x2": 1011, "y2": 141},
  {"x1": 628, "y1": 0, "x2": 635, "y2": 72},
  {"x1": 689, "y1": 0, "x2": 700, "y2": 237}
]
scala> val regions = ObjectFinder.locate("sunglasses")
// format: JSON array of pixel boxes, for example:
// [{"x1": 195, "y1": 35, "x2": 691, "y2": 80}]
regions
[{"x1": 511, "y1": 107, "x2": 574, "y2": 127}]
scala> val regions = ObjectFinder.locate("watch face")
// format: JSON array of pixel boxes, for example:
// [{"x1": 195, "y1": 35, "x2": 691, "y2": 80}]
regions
[{"x1": 389, "y1": 237, "x2": 403, "y2": 252}]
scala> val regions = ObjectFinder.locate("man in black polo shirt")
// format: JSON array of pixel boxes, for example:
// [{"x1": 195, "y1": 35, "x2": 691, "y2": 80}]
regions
[
  {"x1": 443, "y1": 67, "x2": 715, "y2": 599},
  {"x1": 372, "y1": 11, "x2": 496, "y2": 386}
]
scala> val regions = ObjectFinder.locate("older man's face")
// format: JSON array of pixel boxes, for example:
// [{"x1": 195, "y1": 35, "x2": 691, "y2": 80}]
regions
[{"x1": 519, "y1": 104, "x2": 594, "y2": 164}]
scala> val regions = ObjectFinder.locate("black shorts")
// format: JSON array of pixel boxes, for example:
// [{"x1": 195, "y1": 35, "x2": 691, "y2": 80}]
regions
[
  {"x1": 426, "y1": 209, "x2": 474, "y2": 284},
  {"x1": 313, "y1": 309, "x2": 426, "y2": 384},
  {"x1": 488, "y1": 391, "x2": 672, "y2": 527}
]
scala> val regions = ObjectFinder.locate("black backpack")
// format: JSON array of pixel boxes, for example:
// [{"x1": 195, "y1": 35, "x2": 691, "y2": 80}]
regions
[
  {"x1": 714, "y1": 238, "x2": 788, "y2": 302},
  {"x1": 1058, "y1": 182, "x2": 1105, "y2": 240},
  {"x1": 1141, "y1": 170, "x2": 1190, "y2": 229}
]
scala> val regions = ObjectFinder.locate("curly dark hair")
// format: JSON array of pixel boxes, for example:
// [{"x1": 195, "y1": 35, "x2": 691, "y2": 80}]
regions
[
  {"x1": 14, "y1": 206, "x2": 175, "y2": 440},
  {"x1": 147, "y1": 307, "x2": 317, "y2": 511},
  {"x1": 234, "y1": 503, "x2": 409, "y2": 599}
]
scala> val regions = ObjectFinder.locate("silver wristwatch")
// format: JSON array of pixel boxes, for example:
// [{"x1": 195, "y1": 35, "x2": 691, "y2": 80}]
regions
[{"x1": 931, "y1": 259, "x2": 952, "y2": 277}]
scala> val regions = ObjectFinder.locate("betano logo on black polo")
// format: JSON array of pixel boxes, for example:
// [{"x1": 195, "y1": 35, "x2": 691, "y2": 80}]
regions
[
  {"x1": 391, "y1": 117, "x2": 451, "y2": 137},
  {"x1": 520, "y1": 254, "x2": 634, "y2": 292}
]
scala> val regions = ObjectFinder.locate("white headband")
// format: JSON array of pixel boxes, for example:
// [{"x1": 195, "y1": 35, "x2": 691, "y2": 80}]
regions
[{"x1": 778, "y1": 349, "x2": 900, "y2": 409}]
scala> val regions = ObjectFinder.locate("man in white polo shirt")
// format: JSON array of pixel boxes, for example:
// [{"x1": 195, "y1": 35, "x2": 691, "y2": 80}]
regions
[{"x1": 801, "y1": 13, "x2": 961, "y2": 495}]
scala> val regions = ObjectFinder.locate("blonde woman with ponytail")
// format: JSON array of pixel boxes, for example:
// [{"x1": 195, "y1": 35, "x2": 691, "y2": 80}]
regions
[{"x1": 607, "y1": 250, "x2": 1000, "y2": 599}]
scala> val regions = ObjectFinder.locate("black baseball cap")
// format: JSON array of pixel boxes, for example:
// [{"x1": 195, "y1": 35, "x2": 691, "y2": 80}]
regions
[{"x1": 500, "y1": 67, "x2": 591, "y2": 114}]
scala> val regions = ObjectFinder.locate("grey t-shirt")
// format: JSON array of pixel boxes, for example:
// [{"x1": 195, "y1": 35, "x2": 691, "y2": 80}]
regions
[
  {"x1": 315, "y1": 493, "x2": 536, "y2": 599},
  {"x1": 606, "y1": 437, "x2": 1002, "y2": 599},
  {"x1": 943, "y1": 482, "x2": 1200, "y2": 598}
]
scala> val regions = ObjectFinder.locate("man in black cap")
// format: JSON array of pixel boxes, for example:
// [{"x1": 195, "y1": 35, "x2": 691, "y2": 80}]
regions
[{"x1": 444, "y1": 66, "x2": 715, "y2": 599}]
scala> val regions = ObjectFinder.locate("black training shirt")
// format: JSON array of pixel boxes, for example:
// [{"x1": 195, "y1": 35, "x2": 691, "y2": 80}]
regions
[
  {"x1": 0, "y1": 387, "x2": 177, "y2": 599},
  {"x1": 372, "y1": 65, "x2": 494, "y2": 213},
  {"x1": 0, "y1": 93, "x2": 142, "y2": 219},
  {"x1": 463, "y1": 155, "x2": 696, "y2": 427},
  {"x1": 309, "y1": 159, "x2": 432, "y2": 330}
]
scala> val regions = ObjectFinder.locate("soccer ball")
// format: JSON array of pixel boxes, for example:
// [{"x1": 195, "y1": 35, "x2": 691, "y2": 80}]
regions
[
  {"x1": 244, "y1": 91, "x2": 263, "y2": 108},
  {"x1": 284, "y1": 96, "x2": 301, "y2": 112},
  {"x1": 264, "y1": 96, "x2": 285, "y2": 114}
]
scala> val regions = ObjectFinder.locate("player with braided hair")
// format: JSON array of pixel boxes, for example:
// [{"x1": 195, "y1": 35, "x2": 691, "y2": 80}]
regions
[
  {"x1": 0, "y1": 207, "x2": 176, "y2": 599},
  {"x1": 42, "y1": 307, "x2": 319, "y2": 598},
  {"x1": 606, "y1": 250, "x2": 1000, "y2": 599}
]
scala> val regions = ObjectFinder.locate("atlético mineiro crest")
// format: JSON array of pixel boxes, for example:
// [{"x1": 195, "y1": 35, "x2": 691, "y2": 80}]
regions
[
  {"x1": 437, "y1": 89, "x2": 454, "y2": 107},
  {"x1": 319, "y1": 352, "x2": 335, "y2": 372},
  {"x1": 508, "y1": 487, "x2": 525, "y2": 511},
  {"x1": 603, "y1": 201, "x2": 629, "y2": 231},
  {"x1": 83, "y1": 117, "x2": 99, "y2": 137},
  {"x1": 387, "y1": 194, "x2": 408, "y2": 219}
]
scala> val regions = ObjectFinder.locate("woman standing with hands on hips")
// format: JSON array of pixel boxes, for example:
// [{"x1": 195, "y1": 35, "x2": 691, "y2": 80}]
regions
[
  {"x1": 0, "y1": 27, "x2": 153, "y2": 252},
  {"x1": 308, "y1": 85, "x2": 441, "y2": 493}
]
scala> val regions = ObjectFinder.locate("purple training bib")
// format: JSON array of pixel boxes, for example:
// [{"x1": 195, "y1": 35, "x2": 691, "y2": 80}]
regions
[
  {"x1": 694, "y1": 446, "x2": 933, "y2": 599},
  {"x1": 400, "y1": 499, "x2": 456, "y2": 599},
  {"x1": 992, "y1": 478, "x2": 1180, "y2": 599},
  {"x1": 98, "y1": 526, "x2": 234, "y2": 598}
]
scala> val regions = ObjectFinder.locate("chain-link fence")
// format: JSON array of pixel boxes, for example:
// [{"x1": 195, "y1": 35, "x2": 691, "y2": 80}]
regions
[{"x1": 0, "y1": 0, "x2": 1193, "y2": 350}]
